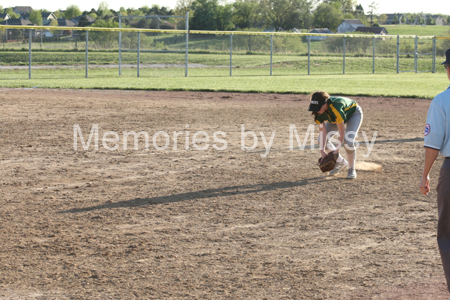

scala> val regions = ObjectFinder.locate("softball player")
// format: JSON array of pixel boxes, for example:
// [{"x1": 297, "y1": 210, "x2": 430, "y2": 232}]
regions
[
  {"x1": 420, "y1": 48, "x2": 450, "y2": 294},
  {"x1": 308, "y1": 91, "x2": 363, "y2": 179}
]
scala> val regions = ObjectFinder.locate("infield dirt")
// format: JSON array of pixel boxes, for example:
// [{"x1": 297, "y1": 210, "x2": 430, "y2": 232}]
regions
[{"x1": 0, "y1": 88, "x2": 447, "y2": 299}]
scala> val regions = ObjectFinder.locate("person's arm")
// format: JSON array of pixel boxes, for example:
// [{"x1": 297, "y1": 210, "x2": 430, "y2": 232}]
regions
[
  {"x1": 419, "y1": 147, "x2": 440, "y2": 195},
  {"x1": 318, "y1": 123, "x2": 327, "y2": 158},
  {"x1": 334, "y1": 122, "x2": 345, "y2": 154}
]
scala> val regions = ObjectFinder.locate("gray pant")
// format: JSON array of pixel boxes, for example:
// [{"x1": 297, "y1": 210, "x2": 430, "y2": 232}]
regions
[
  {"x1": 324, "y1": 105, "x2": 363, "y2": 151},
  {"x1": 437, "y1": 158, "x2": 450, "y2": 292}
]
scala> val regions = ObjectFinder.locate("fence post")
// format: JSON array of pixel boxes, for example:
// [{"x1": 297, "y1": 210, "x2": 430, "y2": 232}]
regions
[
  {"x1": 433, "y1": 36, "x2": 437, "y2": 73},
  {"x1": 396, "y1": 35, "x2": 400, "y2": 74},
  {"x1": 373, "y1": 36, "x2": 375, "y2": 74},
  {"x1": 29, "y1": 29, "x2": 32, "y2": 79},
  {"x1": 137, "y1": 32, "x2": 140, "y2": 78},
  {"x1": 414, "y1": 35, "x2": 418, "y2": 73},
  {"x1": 119, "y1": 12, "x2": 122, "y2": 76},
  {"x1": 230, "y1": 34, "x2": 232, "y2": 76},
  {"x1": 185, "y1": 11, "x2": 189, "y2": 77},
  {"x1": 270, "y1": 35, "x2": 273, "y2": 76},
  {"x1": 343, "y1": 36, "x2": 346, "y2": 75},
  {"x1": 308, "y1": 35, "x2": 310, "y2": 75},
  {"x1": 85, "y1": 30, "x2": 89, "y2": 78}
]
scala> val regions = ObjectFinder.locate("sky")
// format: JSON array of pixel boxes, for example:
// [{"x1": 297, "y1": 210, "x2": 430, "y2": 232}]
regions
[{"x1": 0, "y1": 0, "x2": 444, "y2": 15}]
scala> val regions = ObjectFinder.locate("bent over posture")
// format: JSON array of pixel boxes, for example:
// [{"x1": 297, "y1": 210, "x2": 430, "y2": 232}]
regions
[{"x1": 308, "y1": 91, "x2": 363, "y2": 179}]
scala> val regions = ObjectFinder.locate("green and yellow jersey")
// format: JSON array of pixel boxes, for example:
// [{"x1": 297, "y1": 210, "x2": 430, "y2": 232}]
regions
[{"x1": 314, "y1": 97, "x2": 358, "y2": 125}]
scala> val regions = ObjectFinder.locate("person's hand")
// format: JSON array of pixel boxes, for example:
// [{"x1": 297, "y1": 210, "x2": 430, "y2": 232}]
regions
[
  {"x1": 419, "y1": 174, "x2": 431, "y2": 195},
  {"x1": 320, "y1": 150, "x2": 327, "y2": 159}
]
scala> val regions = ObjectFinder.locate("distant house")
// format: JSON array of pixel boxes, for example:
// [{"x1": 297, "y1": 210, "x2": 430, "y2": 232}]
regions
[
  {"x1": 12, "y1": 6, "x2": 33, "y2": 15},
  {"x1": 412, "y1": 14, "x2": 445, "y2": 26},
  {"x1": 53, "y1": 18, "x2": 76, "y2": 37},
  {"x1": 432, "y1": 15, "x2": 445, "y2": 26},
  {"x1": 355, "y1": 27, "x2": 388, "y2": 35},
  {"x1": 42, "y1": 12, "x2": 57, "y2": 25},
  {"x1": 71, "y1": 15, "x2": 96, "y2": 27},
  {"x1": 337, "y1": 19, "x2": 365, "y2": 33},
  {"x1": 0, "y1": 19, "x2": 35, "y2": 41},
  {"x1": 0, "y1": 19, "x2": 34, "y2": 26},
  {"x1": 412, "y1": 14, "x2": 428, "y2": 25},
  {"x1": 383, "y1": 14, "x2": 408, "y2": 25},
  {"x1": 19, "y1": 11, "x2": 56, "y2": 25},
  {"x1": 309, "y1": 28, "x2": 333, "y2": 40},
  {"x1": 0, "y1": 13, "x2": 10, "y2": 21},
  {"x1": 57, "y1": 18, "x2": 76, "y2": 27}
]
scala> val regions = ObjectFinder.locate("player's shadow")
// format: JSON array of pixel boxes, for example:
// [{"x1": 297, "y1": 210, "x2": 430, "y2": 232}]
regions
[{"x1": 59, "y1": 176, "x2": 341, "y2": 214}]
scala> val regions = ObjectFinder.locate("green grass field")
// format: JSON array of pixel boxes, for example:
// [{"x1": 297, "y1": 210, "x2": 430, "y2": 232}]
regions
[
  {"x1": 1, "y1": 66, "x2": 447, "y2": 99},
  {"x1": 384, "y1": 25, "x2": 450, "y2": 37}
]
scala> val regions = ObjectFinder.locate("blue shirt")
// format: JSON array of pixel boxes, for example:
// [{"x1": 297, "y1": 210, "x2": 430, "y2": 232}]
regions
[{"x1": 424, "y1": 85, "x2": 450, "y2": 156}]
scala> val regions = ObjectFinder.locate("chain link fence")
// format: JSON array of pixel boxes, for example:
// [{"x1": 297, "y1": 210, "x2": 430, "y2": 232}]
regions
[{"x1": 0, "y1": 20, "x2": 446, "y2": 80}]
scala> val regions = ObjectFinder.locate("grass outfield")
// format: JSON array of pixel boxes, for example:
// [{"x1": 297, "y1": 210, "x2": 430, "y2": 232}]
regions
[
  {"x1": 0, "y1": 67, "x2": 447, "y2": 99},
  {"x1": 384, "y1": 25, "x2": 450, "y2": 37}
]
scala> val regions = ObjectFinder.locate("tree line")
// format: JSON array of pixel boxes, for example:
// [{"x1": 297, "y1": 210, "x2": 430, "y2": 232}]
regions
[{"x1": 1, "y1": 1, "x2": 449, "y2": 33}]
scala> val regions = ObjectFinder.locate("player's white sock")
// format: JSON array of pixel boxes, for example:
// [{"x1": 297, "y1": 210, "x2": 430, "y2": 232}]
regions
[{"x1": 346, "y1": 150, "x2": 356, "y2": 169}]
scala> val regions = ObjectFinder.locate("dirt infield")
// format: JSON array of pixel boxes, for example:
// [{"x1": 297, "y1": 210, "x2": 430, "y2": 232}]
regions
[{"x1": 0, "y1": 88, "x2": 448, "y2": 299}]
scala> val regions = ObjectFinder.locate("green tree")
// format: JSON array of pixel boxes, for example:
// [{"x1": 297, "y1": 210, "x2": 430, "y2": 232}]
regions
[
  {"x1": 401, "y1": 15, "x2": 406, "y2": 24},
  {"x1": 49, "y1": 19, "x2": 59, "y2": 34},
  {"x1": 323, "y1": 0, "x2": 356, "y2": 14},
  {"x1": 216, "y1": 3, "x2": 234, "y2": 31},
  {"x1": 29, "y1": 10, "x2": 43, "y2": 25},
  {"x1": 190, "y1": 0, "x2": 234, "y2": 31},
  {"x1": 418, "y1": 16, "x2": 424, "y2": 25},
  {"x1": 175, "y1": 0, "x2": 193, "y2": 16},
  {"x1": 89, "y1": 19, "x2": 119, "y2": 48},
  {"x1": 368, "y1": 1, "x2": 378, "y2": 25},
  {"x1": 78, "y1": 15, "x2": 90, "y2": 27},
  {"x1": 354, "y1": 4, "x2": 364, "y2": 16},
  {"x1": 119, "y1": 7, "x2": 128, "y2": 16},
  {"x1": 447, "y1": 15, "x2": 450, "y2": 25},
  {"x1": 378, "y1": 14, "x2": 387, "y2": 24},
  {"x1": 97, "y1": 1, "x2": 113, "y2": 18},
  {"x1": 5, "y1": 7, "x2": 20, "y2": 19},
  {"x1": 65, "y1": 5, "x2": 82, "y2": 20},
  {"x1": 232, "y1": 1, "x2": 260, "y2": 29},
  {"x1": 136, "y1": 18, "x2": 150, "y2": 28},
  {"x1": 53, "y1": 11, "x2": 63, "y2": 18},
  {"x1": 259, "y1": 0, "x2": 311, "y2": 31},
  {"x1": 392, "y1": 14, "x2": 398, "y2": 24},
  {"x1": 312, "y1": 2, "x2": 343, "y2": 32},
  {"x1": 344, "y1": 12, "x2": 355, "y2": 19}
]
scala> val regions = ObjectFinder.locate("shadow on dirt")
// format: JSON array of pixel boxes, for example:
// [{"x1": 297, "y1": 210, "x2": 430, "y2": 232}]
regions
[{"x1": 60, "y1": 176, "x2": 342, "y2": 214}]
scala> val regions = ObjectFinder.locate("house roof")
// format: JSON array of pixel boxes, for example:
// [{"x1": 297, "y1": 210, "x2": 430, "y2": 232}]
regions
[
  {"x1": 343, "y1": 19, "x2": 364, "y2": 25},
  {"x1": 13, "y1": 6, "x2": 33, "y2": 13},
  {"x1": 384, "y1": 14, "x2": 406, "y2": 20},
  {"x1": 0, "y1": 18, "x2": 34, "y2": 25},
  {"x1": 0, "y1": 13, "x2": 9, "y2": 19},
  {"x1": 71, "y1": 15, "x2": 96, "y2": 23},
  {"x1": 355, "y1": 27, "x2": 388, "y2": 34},
  {"x1": 42, "y1": 12, "x2": 55, "y2": 19},
  {"x1": 57, "y1": 18, "x2": 76, "y2": 27},
  {"x1": 310, "y1": 28, "x2": 333, "y2": 34}
]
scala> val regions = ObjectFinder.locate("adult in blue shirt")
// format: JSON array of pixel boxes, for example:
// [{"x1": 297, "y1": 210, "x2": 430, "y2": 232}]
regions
[{"x1": 420, "y1": 48, "x2": 450, "y2": 293}]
